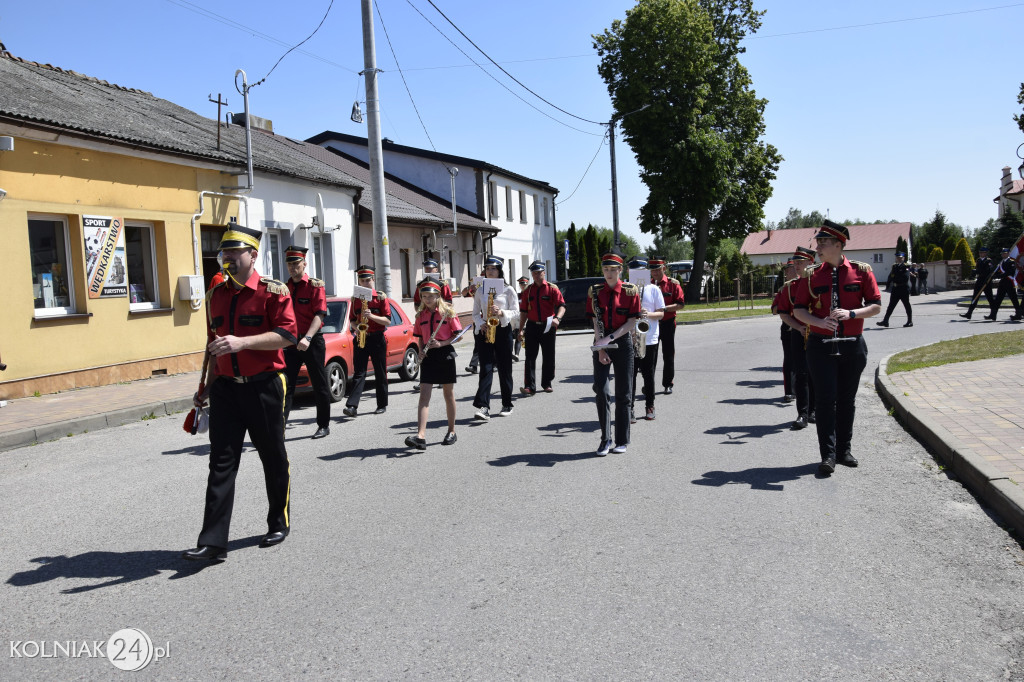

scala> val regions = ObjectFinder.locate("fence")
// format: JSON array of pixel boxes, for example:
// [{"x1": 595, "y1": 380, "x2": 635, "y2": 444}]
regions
[{"x1": 708, "y1": 273, "x2": 779, "y2": 306}]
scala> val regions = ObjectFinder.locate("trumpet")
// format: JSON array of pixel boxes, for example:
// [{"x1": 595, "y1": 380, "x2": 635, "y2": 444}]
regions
[
  {"x1": 484, "y1": 288, "x2": 499, "y2": 344},
  {"x1": 356, "y1": 298, "x2": 370, "y2": 348}
]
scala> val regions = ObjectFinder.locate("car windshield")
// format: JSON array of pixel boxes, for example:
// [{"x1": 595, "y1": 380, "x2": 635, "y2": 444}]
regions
[{"x1": 321, "y1": 300, "x2": 349, "y2": 334}]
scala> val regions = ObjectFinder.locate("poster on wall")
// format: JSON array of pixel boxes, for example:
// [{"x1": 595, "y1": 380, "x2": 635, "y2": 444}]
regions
[{"x1": 83, "y1": 215, "x2": 128, "y2": 298}]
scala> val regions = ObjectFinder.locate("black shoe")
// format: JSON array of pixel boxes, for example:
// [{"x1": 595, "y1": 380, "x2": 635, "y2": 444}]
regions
[
  {"x1": 374, "y1": 407, "x2": 387, "y2": 415},
  {"x1": 311, "y1": 426, "x2": 330, "y2": 439},
  {"x1": 876, "y1": 320, "x2": 889, "y2": 327},
  {"x1": 260, "y1": 530, "x2": 288, "y2": 548},
  {"x1": 182, "y1": 545, "x2": 226, "y2": 561},
  {"x1": 782, "y1": 394, "x2": 795, "y2": 403},
  {"x1": 959, "y1": 313, "x2": 972, "y2": 319},
  {"x1": 521, "y1": 387, "x2": 535, "y2": 396},
  {"x1": 664, "y1": 386, "x2": 673, "y2": 395},
  {"x1": 792, "y1": 415, "x2": 808, "y2": 430},
  {"x1": 404, "y1": 435, "x2": 427, "y2": 450},
  {"x1": 1012, "y1": 315, "x2": 1023, "y2": 322},
  {"x1": 808, "y1": 412, "x2": 817, "y2": 424},
  {"x1": 838, "y1": 452, "x2": 859, "y2": 467},
  {"x1": 442, "y1": 432, "x2": 457, "y2": 446},
  {"x1": 343, "y1": 405, "x2": 357, "y2": 418},
  {"x1": 818, "y1": 456, "x2": 836, "y2": 475},
  {"x1": 412, "y1": 383, "x2": 421, "y2": 391},
  {"x1": 903, "y1": 321, "x2": 913, "y2": 327},
  {"x1": 985, "y1": 314, "x2": 996, "y2": 320},
  {"x1": 466, "y1": 365, "x2": 478, "y2": 374}
]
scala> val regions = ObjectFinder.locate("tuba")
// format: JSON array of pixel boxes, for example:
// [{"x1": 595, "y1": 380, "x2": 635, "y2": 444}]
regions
[
  {"x1": 484, "y1": 288, "x2": 499, "y2": 344},
  {"x1": 356, "y1": 297, "x2": 370, "y2": 348}
]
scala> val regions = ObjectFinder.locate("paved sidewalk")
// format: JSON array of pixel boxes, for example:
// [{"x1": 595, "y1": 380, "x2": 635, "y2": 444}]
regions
[{"x1": 877, "y1": 354, "x2": 1024, "y2": 536}]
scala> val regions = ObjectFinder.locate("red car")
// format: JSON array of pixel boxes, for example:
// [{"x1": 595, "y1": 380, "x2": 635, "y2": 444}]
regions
[{"x1": 296, "y1": 296, "x2": 421, "y2": 402}]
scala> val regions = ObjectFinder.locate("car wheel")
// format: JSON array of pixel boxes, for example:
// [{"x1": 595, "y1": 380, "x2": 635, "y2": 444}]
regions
[
  {"x1": 397, "y1": 346, "x2": 420, "y2": 382},
  {"x1": 325, "y1": 360, "x2": 347, "y2": 402}
]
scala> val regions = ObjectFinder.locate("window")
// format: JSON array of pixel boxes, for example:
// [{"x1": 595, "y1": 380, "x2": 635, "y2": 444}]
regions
[
  {"x1": 265, "y1": 231, "x2": 283, "y2": 281},
  {"x1": 489, "y1": 181, "x2": 498, "y2": 218},
  {"x1": 534, "y1": 195, "x2": 540, "y2": 225},
  {"x1": 873, "y1": 253, "x2": 884, "y2": 264},
  {"x1": 401, "y1": 249, "x2": 413, "y2": 299},
  {"x1": 508, "y1": 258, "x2": 516, "y2": 284},
  {"x1": 542, "y1": 197, "x2": 550, "y2": 227},
  {"x1": 505, "y1": 186, "x2": 513, "y2": 221},
  {"x1": 28, "y1": 215, "x2": 76, "y2": 316},
  {"x1": 311, "y1": 235, "x2": 324, "y2": 279},
  {"x1": 519, "y1": 191, "x2": 527, "y2": 224},
  {"x1": 449, "y1": 251, "x2": 460, "y2": 290},
  {"x1": 125, "y1": 222, "x2": 159, "y2": 310}
]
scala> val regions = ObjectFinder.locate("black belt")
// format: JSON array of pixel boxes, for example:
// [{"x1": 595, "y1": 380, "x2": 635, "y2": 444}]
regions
[
  {"x1": 223, "y1": 371, "x2": 278, "y2": 384},
  {"x1": 527, "y1": 319, "x2": 547, "y2": 325},
  {"x1": 809, "y1": 332, "x2": 861, "y2": 340}
]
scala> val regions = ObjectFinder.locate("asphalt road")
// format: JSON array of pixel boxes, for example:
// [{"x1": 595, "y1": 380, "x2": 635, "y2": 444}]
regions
[{"x1": 2, "y1": 292, "x2": 1023, "y2": 680}]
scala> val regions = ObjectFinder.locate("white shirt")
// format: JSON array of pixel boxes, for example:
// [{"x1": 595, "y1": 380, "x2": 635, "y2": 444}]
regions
[
  {"x1": 473, "y1": 282, "x2": 520, "y2": 333},
  {"x1": 640, "y1": 284, "x2": 665, "y2": 345}
]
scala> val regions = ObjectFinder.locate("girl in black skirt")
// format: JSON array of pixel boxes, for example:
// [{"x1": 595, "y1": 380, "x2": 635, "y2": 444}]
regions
[{"x1": 405, "y1": 280, "x2": 463, "y2": 450}]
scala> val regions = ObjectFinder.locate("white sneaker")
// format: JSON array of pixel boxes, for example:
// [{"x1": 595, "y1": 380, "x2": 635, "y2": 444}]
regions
[
  {"x1": 498, "y1": 405, "x2": 514, "y2": 417},
  {"x1": 474, "y1": 406, "x2": 490, "y2": 421},
  {"x1": 611, "y1": 444, "x2": 627, "y2": 454},
  {"x1": 596, "y1": 439, "x2": 613, "y2": 456}
]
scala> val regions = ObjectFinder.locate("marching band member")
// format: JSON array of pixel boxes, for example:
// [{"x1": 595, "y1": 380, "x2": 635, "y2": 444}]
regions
[
  {"x1": 184, "y1": 224, "x2": 297, "y2": 561},
  {"x1": 517, "y1": 261, "x2": 566, "y2": 395},
  {"x1": 986, "y1": 246, "x2": 1023, "y2": 321},
  {"x1": 649, "y1": 257, "x2": 684, "y2": 394},
  {"x1": 514, "y1": 275, "x2": 529, "y2": 362},
  {"x1": 343, "y1": 266, "x2": 391, "y2": 418},
  {"x1": 772, "y1": 247, "x2": 816, "y2": 430},
  {"x1": 462, "y1": 270, "x2": 485, "y2": 374},
  {"x1": 412, "y1": 259, "x2": 452, "y2": 392},
  {"x1": 282, "y1": 245, "x2": 331, "y2": 439},
  {"x1": 792, "y1": 221, "x2": 881, "y2": 476},
  {"x1": 627, "y1": 258, "x2": 665, "y2": 422},
  {"x1": 960, "y1": 246, "x2": 995, "y2": 319},
  {"x1": 472, "y1": 256, "x2": 519, "y2": 420},
  {"x1": 405, "y1": 279, "x2": 463, "y2": 450},
  {"x1": 588, "y1": 253, "x2": 641, "y2": 455}
]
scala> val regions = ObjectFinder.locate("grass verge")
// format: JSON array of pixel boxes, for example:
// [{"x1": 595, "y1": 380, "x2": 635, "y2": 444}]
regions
[
  {"x1": 886, "y1": 329, "x2": 1024, "y2": 374},
  {"x1": 677, "y1": 308, "x2": 771, "y2": 322}
]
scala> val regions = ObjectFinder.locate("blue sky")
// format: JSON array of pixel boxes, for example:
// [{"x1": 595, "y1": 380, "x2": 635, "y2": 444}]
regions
[{"x1": 3, "y1": 1, "x2": 1023, "y2": 247}]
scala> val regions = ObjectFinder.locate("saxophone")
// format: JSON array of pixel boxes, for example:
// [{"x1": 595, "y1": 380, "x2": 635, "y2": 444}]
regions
[
  {"x1": 483, "y1": 287, "x2": 499, "y2": 344},
  {"x1": 633, "y1": 284, "x2": 649, "y2": 359},
  {"x1": 590, "y1": 285, "x2": 618, "y2": 352},
  {"x1": 356, "y1": 297, "x2": 370, "y2": 349}
]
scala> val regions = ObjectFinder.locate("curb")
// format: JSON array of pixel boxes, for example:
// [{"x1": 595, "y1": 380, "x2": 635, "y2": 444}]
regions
[
  {"x1": 875, "y1": 354, "x2": 1024, "y2": 537},
  {"x1": 0, "y1": 397, "x2": 194, "y2": 453}
]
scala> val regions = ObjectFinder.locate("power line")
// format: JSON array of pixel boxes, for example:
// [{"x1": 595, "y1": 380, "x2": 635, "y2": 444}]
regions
[
  {"x1": 752, "y1": 2, "x2": 1024, "y2": 39},
  {"x1": 250, "y1": 0, "x2": 335, "y2": 88},
  {"x1": 555, "y1": 130, "x2": 609, "y2": 207},
  {"x1": 402, "y1": 0, "x2": 602, "y2": 137},
  {"x1": 421, "y1": 0, "x2": 605, "y2": 126}
]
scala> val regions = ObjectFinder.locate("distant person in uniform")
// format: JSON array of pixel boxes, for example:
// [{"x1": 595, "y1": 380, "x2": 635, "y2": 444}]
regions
[
  {"x1": 960, "y1": 246, "x2": 995, "y2": 319},
  {"x1": 282, "y1": 246, "x2": 331, "y2": 439},
  {"x1": 877, "y1": 252, "x2": 913, "y2": 328},
  {"x1": 987, "y1": 247, "x2": 1023, "y2": 321}
]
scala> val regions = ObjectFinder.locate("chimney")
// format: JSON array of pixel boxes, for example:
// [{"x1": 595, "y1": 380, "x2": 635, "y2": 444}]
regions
[
  {"x1": 1002, "y1": 166, "x2": 1013, "y2": 195},
  {"x1": 231, "y1": 112, "x2": 273, "y2": 133}
]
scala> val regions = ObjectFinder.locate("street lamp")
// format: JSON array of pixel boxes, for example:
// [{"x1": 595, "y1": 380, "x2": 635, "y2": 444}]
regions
[{"x1": 1017, "y1": 142, "x2": 1024, "y2": 180}]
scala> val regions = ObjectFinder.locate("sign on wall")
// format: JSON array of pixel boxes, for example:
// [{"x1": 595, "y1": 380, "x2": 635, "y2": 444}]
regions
[{"x1": 83, "y1": 215, "x2": 127, "y2": 298}]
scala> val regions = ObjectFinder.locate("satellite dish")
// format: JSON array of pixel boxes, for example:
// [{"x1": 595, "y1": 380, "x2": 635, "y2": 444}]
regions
[{"x1": 315, "y1": 193, "x2": 326, "y2": 235}]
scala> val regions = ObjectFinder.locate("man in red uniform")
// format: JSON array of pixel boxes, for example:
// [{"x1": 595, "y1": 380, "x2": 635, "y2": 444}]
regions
[
  {"x1": 184, "y1": 224, "x2": 297, "y2": 561},
  {"x1": 343, "y1": 266, "x2": 392, "y2": 417},
  {"x1": 649, "y1": 257, "x2": 684, "y2": 394},
  {"x1": 587, "y1": 253, "x2": 641, "y2": 456},
  {"x1": 517, "y1": 261, "x2": 566, "y2": 395},
  {"x1": 283, "y1": 246, "x2": 331, "y2": 439},
  {"x1": 793, "y1": 221, "x2": 881, "y2": 476},
  {"x1": 772, "y1": 247, "x2": 816, "y2": 430}
]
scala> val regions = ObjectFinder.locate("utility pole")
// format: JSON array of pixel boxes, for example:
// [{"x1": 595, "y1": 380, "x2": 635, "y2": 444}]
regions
[
  {"x1": 607, "y1": 104, "x2": 649, "y2": 254},
  {"x1": 361, "y1": 0, "x2": 392, "y2": 297}
]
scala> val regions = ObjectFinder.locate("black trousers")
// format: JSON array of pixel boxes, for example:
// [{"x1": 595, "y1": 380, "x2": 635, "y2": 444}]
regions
[
  {"x1": 199, "y1": 373, "x2": 291, "y2": 549},
  {"x1": 787, "y1": 328, "x2": 815, "y2": 419},
  {"x1": 965, "y1": 279, "x2": 994, "y2": 315},
  {"x1": 805, "y1": 335, "x2": 867, "y2": 461},
  {"x1": 523, "y1": 321, "x2": 557, "y2": 391},
  {"x1": 990, "y1": 279, "x2": 1021, "y2": 319},
  {"x1": 780, "y1": 323, "x2": 792, "y2": 395},
  {"x1": 882, "y1": 286, "x2": 912, "y2": 323},
  {"x1": 468, "y1": 332, "x2": 481, "y2": 370},
  {"x1": 348, "y1": 331, "x2": 388, "y2": 409},
  {"x1": 283, "y1": 335, "x2": 330, "y2": 428},
  {"x1": 594, "y1": 333, "x2": 634, "y2": 446},
  {"x1": 474, "y1": 324, "x2": 514, "y2": 410},
  {"x1": 632, "y1": 341, "x2": 658, "y2": 411},
  {"x1": 658, "y1": 319, "x2": 676, "y2": 388}
]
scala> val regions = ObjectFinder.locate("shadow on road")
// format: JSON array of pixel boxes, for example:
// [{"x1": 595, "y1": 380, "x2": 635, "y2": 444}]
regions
[
  {"x1": 536, "y1": 421, "x2": 600, "y2": 436},
  {"x1": 5, "y1": 535, "x2": 264, "y2": 593},
  {"x1": 705, "y1": 422, "x2": 791, "y2": 443},
  {"x1": 487, "y1": 451, "x2": 604, "y2": 467},
  {"x1": 319, "y1": 446, "x2": 395, "y2": 461},
  {"x1": 736, "y1": 379, "x2": 782, "y2": 390},
  {"x1": 692, "y1": 462, "x2": 819, "y2": 491},
  {"x1": 719, "y1": 396, "x2": 790, "y2": 406},
  {"x1": 747, "y1": 366, "x2": 783, "y2": 373}
]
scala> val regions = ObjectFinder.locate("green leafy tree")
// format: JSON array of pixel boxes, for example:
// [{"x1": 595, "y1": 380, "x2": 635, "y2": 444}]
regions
[
  {"x1": 597, "y1": 233, "x2": 613, "y2": 263},
  {"x1": 1014, "y1": 82, "x2": 1024, "y2": 134},
  {"x1": 563, "y1": 223, "x2": 580, "y2": 278},
  {"x1": 895, "y1": 235, "x2": 909, "y2": 258},
  {"x1": 942, "y1": 235, "x2": 958, "y2": 260},
  {"x1": 927, "y1": 246, "x2": 944, "y2": 262},
  {"x1": 648, "y1": 229, "x2": 694, "y2": 260},
  {"x1": 951, "y1": 237, "x2": 975, "y2": 278},
  {"x1": 995, "y1": 209, "x2": 1024, "y2": 250},
  {"x1": 766, "y1": 207, "x2": 826, "y2": 230},
  {"x1": 911, "y1": 242, "x2": 929, "y2": 263},
  {"x1": 915, "y1": 210, "x2": 963, "y2": 256},
  {"x1": 555, "y1": 225, "x2": 570, "y2": 280},
  {"x1": 970, "y1": 218, "x2": 998, "y2": 255},
  {"x1": 584, "y1": 224, "x2": 600, "y2": 276},
  {"x1": 594, "y1": 0, "x2": 782, "y2": 303}
]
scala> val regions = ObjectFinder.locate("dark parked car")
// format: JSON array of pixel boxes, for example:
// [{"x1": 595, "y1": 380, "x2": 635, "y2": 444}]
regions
[
  {"x1": 555, "y1": 277, "x2": 606, "y2": 330},
  {"x1": 296, "y1": 296, "x2": 420, "y2": 402}
]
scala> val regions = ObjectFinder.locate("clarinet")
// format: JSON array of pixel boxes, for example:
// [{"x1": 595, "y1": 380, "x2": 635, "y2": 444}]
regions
[
  {"x1": 822, "y1": 263, "x2": 856, "y2": 355},
  {"x1": 590, "y1": 286, "x2": 619, "y2": 352}
]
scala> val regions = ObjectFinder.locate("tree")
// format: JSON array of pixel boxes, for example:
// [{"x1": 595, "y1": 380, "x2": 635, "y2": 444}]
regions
[
  {"x1": 914, "y1": 210, "x2": 963, "y2": 256},
  {"x1": 970, "y1": 218, "x2": 998, "y2": 254},
  {"x1": 648, "y1": 229, "x2": 693, "y2": 260},
  {"x1": 911, "y1": 242, "x2": 929, "y2": 263},
  {"x1": 951, "y1": 238, "x2": 975, "y2": 278},
  {"x1": 1014, "y1": 82, "x2": 1024, "y2": 134},
  {"x1": 895, "y1": 235, "x2": 909, "y2": 258},
  {"x1": 594, "y1": 0, "x2": 782, "y2": 303},
  {"x1": 927, "y1": 246, "x2": 944, "y2": 262},
  {"x1": 564, "y1": 223, "x2": 581, "y2": 278},
  {"x1": 767, "y1": 207, "x2": 826, "y2": 231},
  {"x1": 995, "y1": 209, "x2": 1024, "y2": 250},
  {"x1": 583, "y1": 224, "x2": 600, "y2": 276},
  {"x1": 942, "y1": 235, "x2": 958, "y2": 260}
]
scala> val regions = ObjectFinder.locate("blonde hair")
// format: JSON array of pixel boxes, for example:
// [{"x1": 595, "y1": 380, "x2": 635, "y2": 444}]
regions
[{"x1": 417, "y1": 296, "x2": 455, "y2": 319}]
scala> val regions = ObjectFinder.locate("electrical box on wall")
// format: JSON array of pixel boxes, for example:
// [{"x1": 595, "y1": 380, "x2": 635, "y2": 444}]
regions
[{"x1": 177, "y1": 275, "x2": 205, "y2": 301}]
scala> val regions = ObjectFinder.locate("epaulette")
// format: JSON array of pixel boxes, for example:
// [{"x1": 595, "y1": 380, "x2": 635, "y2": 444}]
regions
[
  {"x1": 309, "y1": 277, "x2": 324, "y2": 288},
  {"x1": 548, "y1": 282, "x2": 560, "y2": 291},
  {"x1": 849, "y1": 260, "x2": 873, "y2": 273},
  {"x1": 260, "y1": 277, "x2": 289, "y2": 296},
  {"x1": 587, "y1": 283, "x2": 604, "y2": 298},
  {"x1": 621, "y1": 282, "x2": 639, "y2": 296}
]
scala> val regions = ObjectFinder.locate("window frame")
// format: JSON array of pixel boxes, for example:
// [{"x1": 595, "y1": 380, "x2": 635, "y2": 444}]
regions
[
  {"x1": 519, "y1": 191, "x2": 527, "y2": 224},
  {"x1": 28, "y1": 213, "x2": 77, "y2": 318},
  {"x1": 124, "y1": 220, "x2": 161, "y2": 311},
  {"x1": 505, "y1": 186, "x2": 514, "y2": 222}
]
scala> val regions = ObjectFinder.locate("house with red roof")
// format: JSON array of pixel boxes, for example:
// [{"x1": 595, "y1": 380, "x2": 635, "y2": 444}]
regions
[
  {"x1": 741, "y1": 223, "x2": 913, "y2": 270},
  {"x1": 995, "y1": 166, "x2": 1024, "y2": 217}
]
